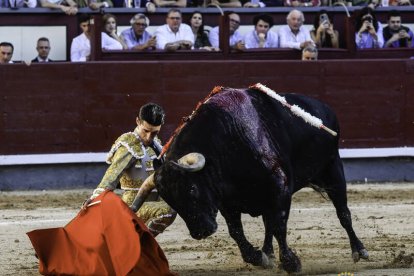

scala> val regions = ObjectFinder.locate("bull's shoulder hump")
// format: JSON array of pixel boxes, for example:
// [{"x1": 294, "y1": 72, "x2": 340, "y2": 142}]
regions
[{"x1": 207, "y1": 88, "x2": 251, "y2": 109}]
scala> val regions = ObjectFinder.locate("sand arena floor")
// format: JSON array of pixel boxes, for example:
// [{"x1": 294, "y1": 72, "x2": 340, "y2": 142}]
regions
[{"x1": 1, "y1": 183, "x2": 413, "y2": 276}]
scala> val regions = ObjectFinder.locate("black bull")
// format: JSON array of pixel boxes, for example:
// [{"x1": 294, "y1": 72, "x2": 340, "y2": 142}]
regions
[{"x1": 154, "y1": 87, "x2": 368, "y2": 273}]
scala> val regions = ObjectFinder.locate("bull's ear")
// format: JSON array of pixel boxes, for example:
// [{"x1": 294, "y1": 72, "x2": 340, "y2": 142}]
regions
[{"x1": 171, "y1": 152, "x2": 205, "y2": 172}]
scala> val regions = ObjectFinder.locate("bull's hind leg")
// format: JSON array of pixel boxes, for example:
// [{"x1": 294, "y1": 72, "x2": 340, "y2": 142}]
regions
[
  {"x1": 272, "y1": 188, "x2": 302, "y2": 273},
  {"x1": 221, "y1": 210, "x2": 270, "y2": 268},
  {"x1": 261, "y1": 215, "x2": 276, "y2": 266},
  {"x1": 319, "y1": 154, "x2": 369, "y2": 262}
]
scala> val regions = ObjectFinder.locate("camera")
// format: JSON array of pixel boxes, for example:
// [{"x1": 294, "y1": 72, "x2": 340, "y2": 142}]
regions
[{"x1": 320, "y1": 14, "x2": 329, "y2": 22}]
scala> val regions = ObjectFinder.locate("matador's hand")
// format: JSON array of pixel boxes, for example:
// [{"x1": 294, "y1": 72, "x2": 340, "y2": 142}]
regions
[{"x1": 81, "y1": 198, "x2": 93, "y2": 211}]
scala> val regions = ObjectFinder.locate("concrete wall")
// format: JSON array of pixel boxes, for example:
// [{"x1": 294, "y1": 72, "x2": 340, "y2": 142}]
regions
[{"x1": 1, "y1": 157, "x2": 413, "y2": 190}]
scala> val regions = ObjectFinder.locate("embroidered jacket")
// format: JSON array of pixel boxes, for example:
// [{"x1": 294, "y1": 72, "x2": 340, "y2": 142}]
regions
[{"x1": 97, "y1": 127, "x2": 162, "y2": 191}]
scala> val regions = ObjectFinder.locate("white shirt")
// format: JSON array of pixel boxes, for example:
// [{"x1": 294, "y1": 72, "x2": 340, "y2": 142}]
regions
[
  {"x1": 209, "y1": 26, "x2": 244, "y2": 48},
  {"x1": 101, "y1": 32, "x2": 123, "y2": 50},
  {"x1": 244, "y1": 30, "x2": 279, "y2": 49},
  {"x1": 154, "y1": 23, "x2": 194, "y2": 50},
  {"x1": 34, "y1": 57, "x2": 51, "y2": 62},
  {"x1": 70, "y1": 33, "x2": 90, "y2": 62},
  {"x1": 278, "y1": 25, "x2": 313, "y2": 50},
  {"x1": 355, "y1": 22, "x2": 384, "y2": 49},
  {"x1": 9, "y1": 0, "x2": 37, "y2": 7}
]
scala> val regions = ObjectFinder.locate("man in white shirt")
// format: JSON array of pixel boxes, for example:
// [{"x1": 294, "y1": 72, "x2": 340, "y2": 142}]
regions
[
  {"x1": 279, "y1": 9, "x2": 314, "y2": 50},
  {"x1": 209, "y1": 12, "x2": 245, "y2": 50},
  {"x1": 244, "y1": 13, "x2": 279, "y2": 49},
  {"x1": 0, "y1": 42, "x2": 14, "y2": 64},
  {"x1": 154, "y1": 8, "x2": 194, "y2": 51},
  {"x1": 70, "y1": 15, "x2": 91, "y2": 62},
  {"x1": 39, "y1": 0, "x2": 78, "y2": 15},
  {"x1": 32, "y1": 37, "x2": 53, "y2": 63}
]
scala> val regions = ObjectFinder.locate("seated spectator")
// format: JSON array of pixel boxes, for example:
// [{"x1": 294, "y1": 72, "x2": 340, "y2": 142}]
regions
[
  {"x1": 256, "y1": 0, "x2": 284, "y2": 6},
  {"x1": 76, "y1": 0, "x2": 113, "y2": 10},
  {"x1": 209, "y1": 12, "x2": 245, "y2": 51},
  {"x1": 39, "y1": 0, "x2": 78, "y2": 15},
  {"x1": 151, "y1": 0, "x2": 186, "y2": 8},
  {"x1": 284, "y1": 0, "x2": 320, "y2": 7},
  {"x1": 279, "y1": 9, "x2": 315, "y2": 50},
  {"x1": 189, "y1": 11, "x2": 217, "y2": 51},
  {"x1": 0, "y1": 42, "x2": 14, "y2": 64},
  {"x1": 244, "y1": 14, "x2": 279, "y2": 49},
  {"x1": 302, "y1": 45, "x2": 318, "y2": 60},
  {"x1": 310, "y1": 10, "x2": 339, "y2": 48},
  {"x1": 120, "y1": 14, "x2": 156, "y2": 51},
  {"x1": 383, "y1": 10, "x2": 414, "y2": 48},
  {"x1": 3, "y1": 0, "x2": 37, "y2": 7},
  {"x1": 355, "y1": 7, "x2": 384, "y2": 49},
  {"x1": 119, "y1": 0, "x2": 156, "y2": 12},
  {"x1": 389, "y1": 0, "x2": 412, "y2": 5},
  {"x1": 208, "y1": 0, "x2": 242, "y2": 7},
  {"x1": 154, "y1": 8, "x2": 194, "y2": 51},
  {"x1": 102, "y1": 14, "x2": 128, "y2": 50},
  {"x1": 367, "y1": 0, "x2": 380, "y2": 8},
  {"x1": 71, "y1": 14, "x2": 91, "y2": 62},
  {"x1": 243, "y1": 0, "x2": 264, "y2": 7},
  {"x1": 186, "y1": 0, "x2": 202, "y2": 6},
  {"x1": 32, "y1": 37, "x2": 53, "y2": 63},
  {"x1": 352, "y1": 0, "x2": 369, "y2": 6}
]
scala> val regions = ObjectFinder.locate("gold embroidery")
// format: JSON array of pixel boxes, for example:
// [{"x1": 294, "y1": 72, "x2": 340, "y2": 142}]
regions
[
  {"x1": 120, "y1": 175, "x2": 144, "y2": 189},
  {"x1": 97, "y1": 129, "x2": 174, "y2": 233}
]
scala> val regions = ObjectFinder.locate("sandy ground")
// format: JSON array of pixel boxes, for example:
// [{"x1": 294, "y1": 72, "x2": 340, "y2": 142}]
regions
[{"x1": 1, "y1": 183, "x2": 413, "y2": 276}]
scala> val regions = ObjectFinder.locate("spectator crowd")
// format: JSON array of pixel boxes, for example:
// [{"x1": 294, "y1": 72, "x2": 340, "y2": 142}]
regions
[
  {"x1": 1, "y1": 5, "x2": 414, "y2": 63},
  {"x1": 1, "y1": 0, "x2": 413, "y2": 10}
]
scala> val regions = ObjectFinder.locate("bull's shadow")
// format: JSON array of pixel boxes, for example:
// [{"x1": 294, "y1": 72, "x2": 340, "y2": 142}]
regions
[{"x1": 154, "y1": 86, "x2": 369, "y2": 273}]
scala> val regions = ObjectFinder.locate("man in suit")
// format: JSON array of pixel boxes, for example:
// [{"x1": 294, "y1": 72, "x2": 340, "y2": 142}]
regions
[
  {"x1": 32, "y1": 37, "x2": 53, "y2": 63},
  {"x1": 0, "y1": 42, "x2": 14, "y2": 64}
]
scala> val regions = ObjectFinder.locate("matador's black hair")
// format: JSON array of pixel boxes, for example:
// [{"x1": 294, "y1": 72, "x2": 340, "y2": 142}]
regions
[{"x1": 139, "y1": 103, "x2": 165, "y2": 126}]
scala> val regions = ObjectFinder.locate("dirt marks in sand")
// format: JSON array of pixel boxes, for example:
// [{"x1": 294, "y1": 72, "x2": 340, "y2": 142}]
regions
[{"x1": 0, "y1": 184, "x2": 413, "y2": 275}]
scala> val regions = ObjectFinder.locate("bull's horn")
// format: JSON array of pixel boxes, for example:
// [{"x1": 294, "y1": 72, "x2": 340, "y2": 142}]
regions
[{"x1": 176, "y1": 153, "x2": 205, "y2": 172}]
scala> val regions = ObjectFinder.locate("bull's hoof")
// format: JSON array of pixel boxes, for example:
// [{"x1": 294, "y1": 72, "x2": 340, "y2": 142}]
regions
[
  {"x1": 260, "y1": 252, "x2": 271, "y2": 268},
  {"x1": 352, "y1": 249, "x2": 369, "y2": 263},
  {"x1": 280, "y1": 250, "x2": 301, "y2": 273},
  {"x1": 265, "y1": 253, "x2": 276, "y2": 268},
  {"x1": 244, "y1": 250, "x2": 270, "y2": 267}
]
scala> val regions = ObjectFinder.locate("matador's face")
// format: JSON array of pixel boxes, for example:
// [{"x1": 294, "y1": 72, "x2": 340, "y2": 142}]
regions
[{"x1": 136, "y1": 119, "x2": 161, "y2": 147}]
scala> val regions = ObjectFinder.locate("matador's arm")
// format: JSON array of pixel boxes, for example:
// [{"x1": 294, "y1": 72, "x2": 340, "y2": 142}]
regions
[
  {"x1": 82, "y1": 147, "x2": 134, "y2": 209},
  {"x1": 130, "y1": 173, "x2": 156, "y2": 212}
]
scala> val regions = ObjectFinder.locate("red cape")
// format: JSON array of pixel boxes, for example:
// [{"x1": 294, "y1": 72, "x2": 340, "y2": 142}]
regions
[{"x1": 27, "y1": 191, "x2": 175, "y2": 276}]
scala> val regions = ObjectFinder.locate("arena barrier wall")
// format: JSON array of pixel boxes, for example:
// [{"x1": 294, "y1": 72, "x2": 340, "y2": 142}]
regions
[{"x1": 1, "y1": 58, "x2": 413, "y2": 188}]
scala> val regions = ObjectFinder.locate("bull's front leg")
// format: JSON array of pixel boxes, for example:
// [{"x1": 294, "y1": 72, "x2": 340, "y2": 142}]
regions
[{"x1": 221, "y1": 210, "x2": 270, "y2": 268}]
